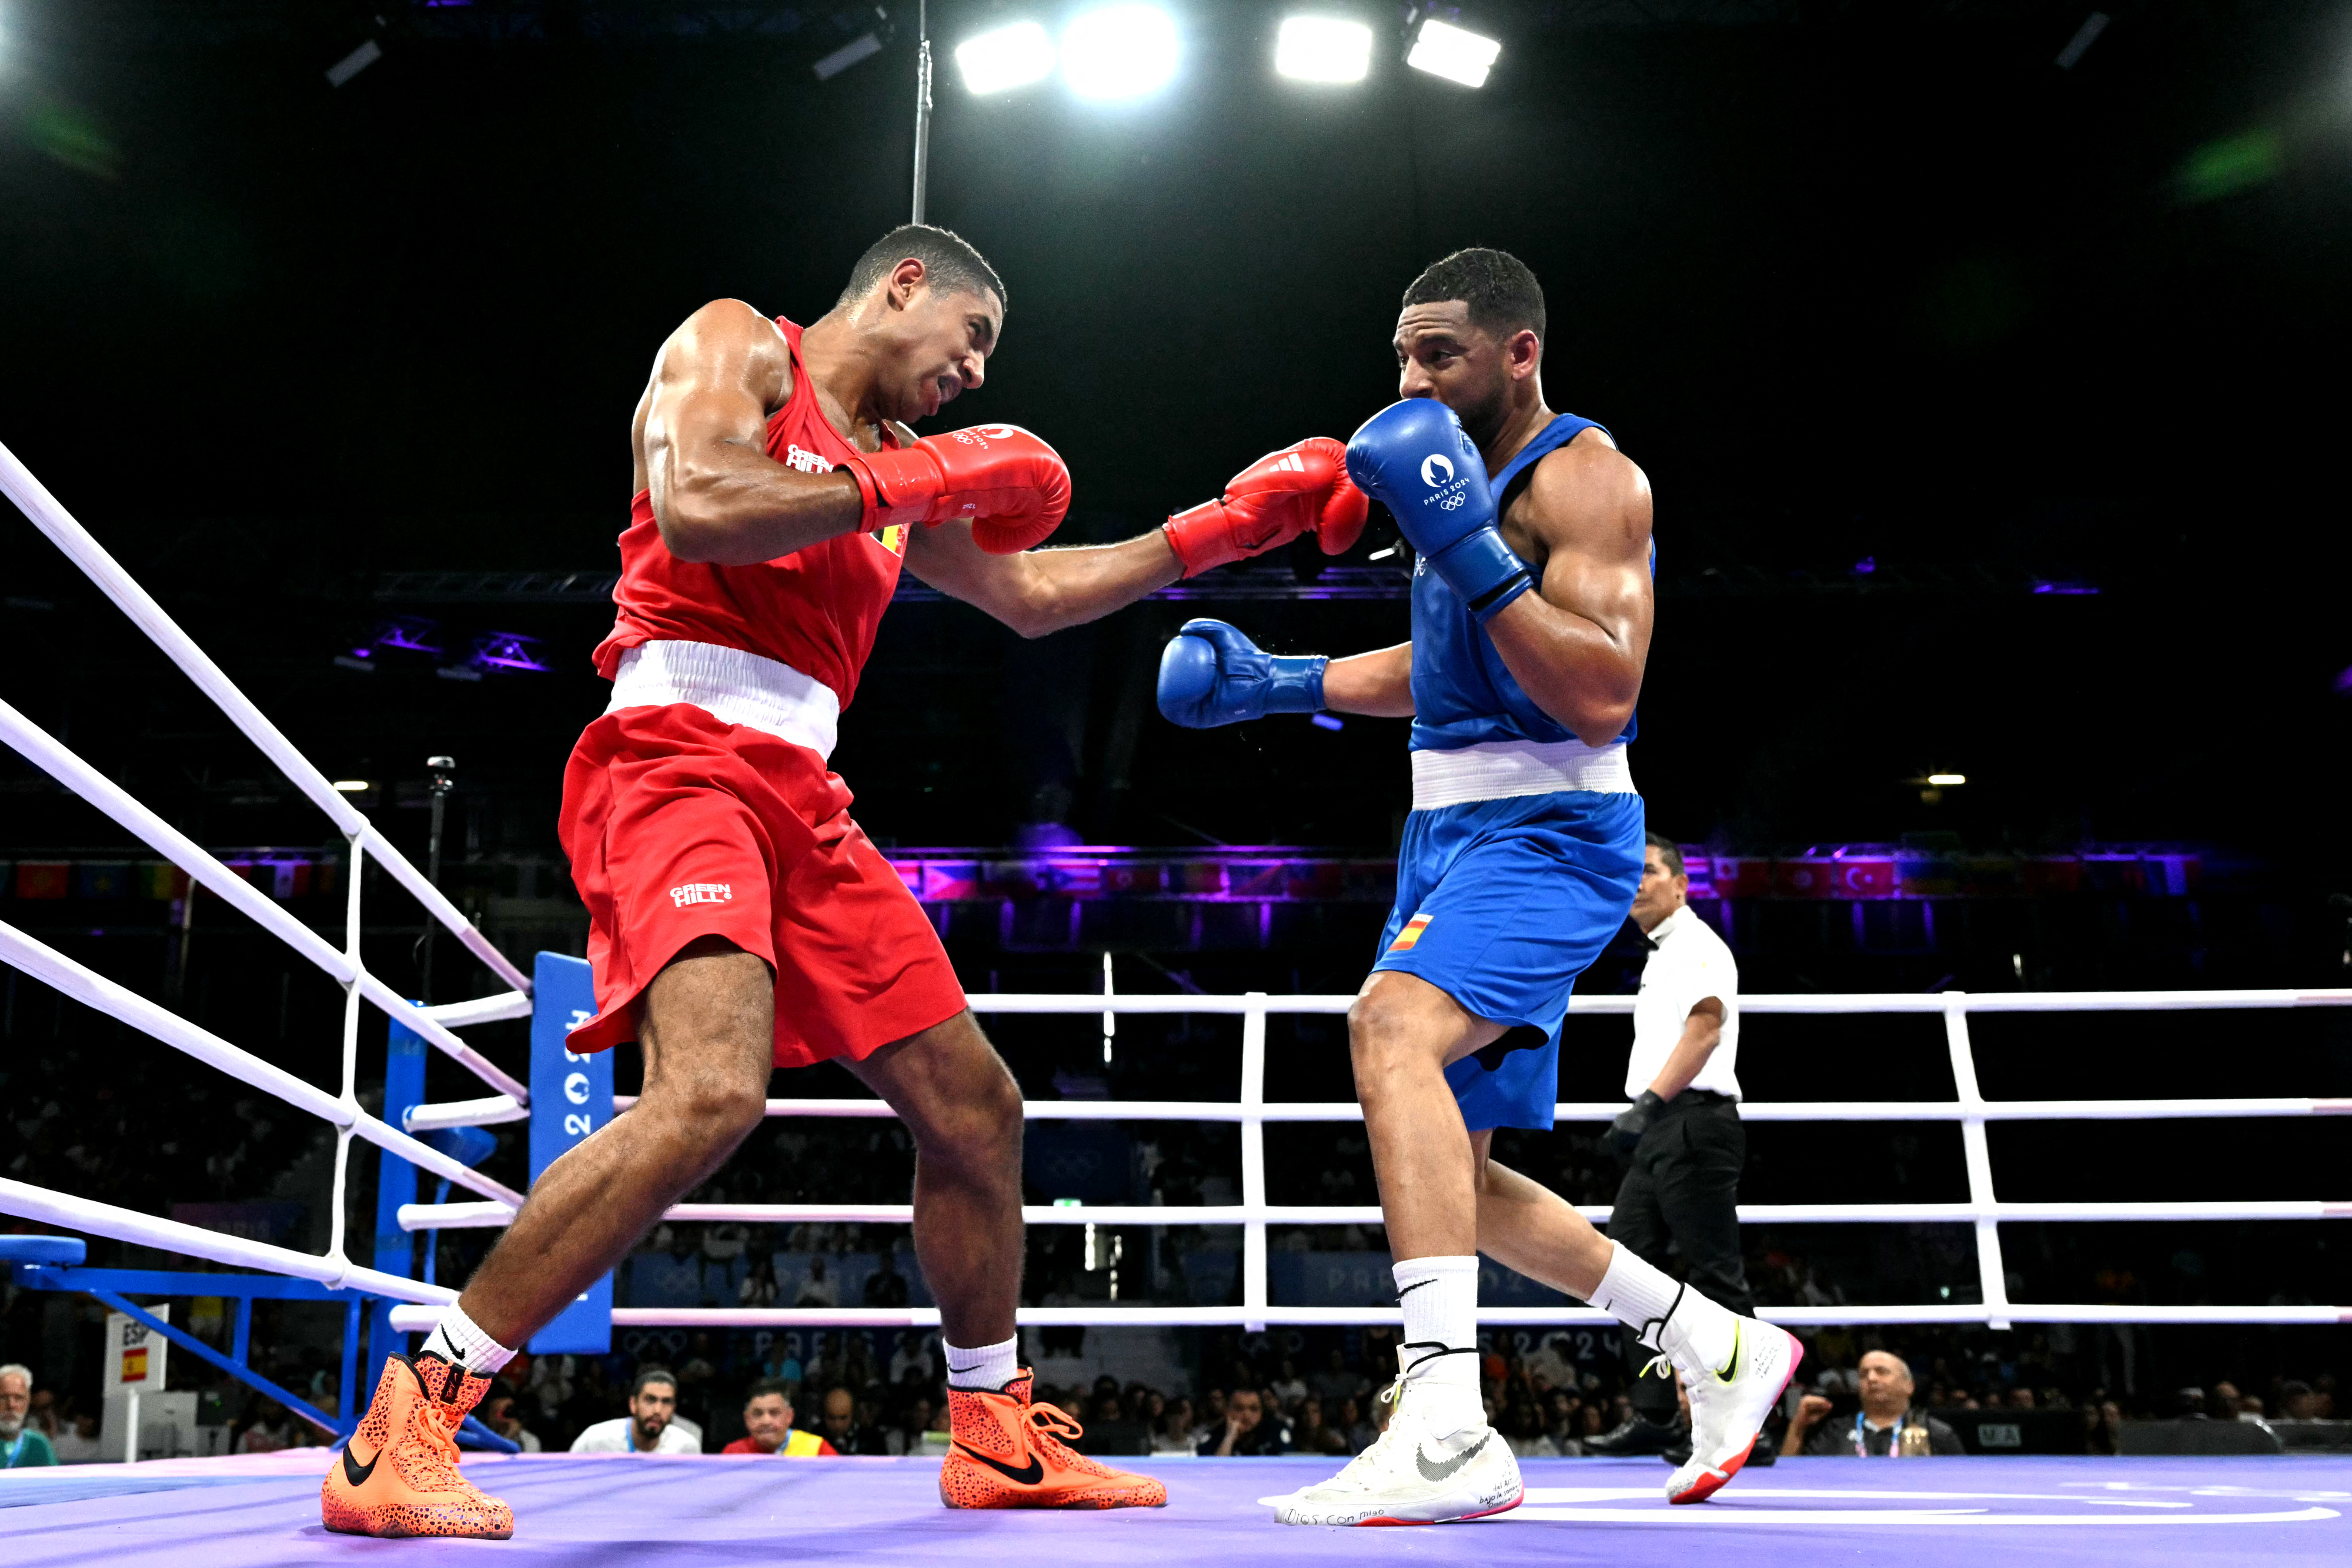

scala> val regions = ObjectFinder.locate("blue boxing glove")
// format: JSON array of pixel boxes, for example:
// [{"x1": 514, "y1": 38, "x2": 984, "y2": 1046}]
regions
[
  {"x1": 1157, "y1": 618, "x2": 1328, "y2": 729},
  {"x1": 1345, "y1": 399, "x2": 1535, "y2": 623}
]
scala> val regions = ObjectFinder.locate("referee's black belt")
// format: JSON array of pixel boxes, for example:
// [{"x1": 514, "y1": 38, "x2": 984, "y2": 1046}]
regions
[{"x1": 1655, "y1": 1089, "x2": 1738, "y2": 1114}]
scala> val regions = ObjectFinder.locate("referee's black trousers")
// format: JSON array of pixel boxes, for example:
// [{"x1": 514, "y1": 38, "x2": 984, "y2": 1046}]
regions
[{"x1": 1608, "y1": 1092, "x2": 1755, "y2": 1422}]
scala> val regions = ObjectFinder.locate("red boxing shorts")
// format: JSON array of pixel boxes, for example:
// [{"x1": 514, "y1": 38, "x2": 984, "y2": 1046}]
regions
[{"x1": 556, "y1": 702, "x2": 967, "y2": 1068}]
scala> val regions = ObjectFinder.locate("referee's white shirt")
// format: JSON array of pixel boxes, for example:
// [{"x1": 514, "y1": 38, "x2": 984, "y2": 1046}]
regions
[{"x1": 1624, "y1": 905, "x2": 1742, "y2": 1100}]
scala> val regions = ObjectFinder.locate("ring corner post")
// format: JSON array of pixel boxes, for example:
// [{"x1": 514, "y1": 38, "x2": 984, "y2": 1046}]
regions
[
  {"x1": 366, "y1": 1014, "x2": 429, "y2": 1394},
  {"x1": 526, "y1": 951, "x2": 614, "y2": 1353}
]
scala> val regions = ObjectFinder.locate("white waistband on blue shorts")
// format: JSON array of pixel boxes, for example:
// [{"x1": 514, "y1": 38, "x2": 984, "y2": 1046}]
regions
[
  {"x1": 606, "y1": 640, "x2": 841, "y2": 761},
  {"x1": 1409, "y1": 737, "x2": 1636, "y2": 811}
]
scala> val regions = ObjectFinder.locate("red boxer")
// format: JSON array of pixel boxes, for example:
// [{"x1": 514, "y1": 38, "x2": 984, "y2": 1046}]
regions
[{"x1": 333, "y1": 223, "x2": 1361, "y2": 1539}]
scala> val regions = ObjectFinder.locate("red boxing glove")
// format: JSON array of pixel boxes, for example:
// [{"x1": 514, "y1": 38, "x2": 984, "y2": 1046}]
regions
[
  {"x1": 1162, "y1": 437, "x2": 1369, "y2": 579},
  {"x1": 837, "y1": 423, "x2": 1071, "y2": 556}
]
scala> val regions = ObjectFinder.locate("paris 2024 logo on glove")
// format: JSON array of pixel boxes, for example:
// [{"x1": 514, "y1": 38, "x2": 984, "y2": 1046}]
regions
[{"x1": 1420, "y1": 450, "x2": 1468, "y2": 511}]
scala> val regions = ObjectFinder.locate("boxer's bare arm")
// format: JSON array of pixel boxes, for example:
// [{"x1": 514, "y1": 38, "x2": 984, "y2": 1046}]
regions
[
  {"x1": 634, "y1": 299, "x2": 866, "y2": 566},
  {"x1": 1324, "y1": 643, "x2": 1415, "y2": 717},
  {"x1": 902, "y1": 520, "x2": 1184, "y2": 640},
  {"x1": 1482, "y1": 435, "x2": 1653, "y2": 747}
]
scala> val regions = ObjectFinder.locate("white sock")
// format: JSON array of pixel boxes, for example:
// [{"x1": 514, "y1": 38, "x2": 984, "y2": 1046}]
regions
[
  {"x1": 421, "y1": 1302, "x2": 515, "y2": 1376},
  {"x1": 943, "y1": 1334, "x2": 1018, "y2": 1392},
  {"x1": 1392, "y1": 1255, "x2": 1484, "y2": 1434},
  {"x1": 1588, "y1": 1241, "x2": 1737, "y2": 1377}
]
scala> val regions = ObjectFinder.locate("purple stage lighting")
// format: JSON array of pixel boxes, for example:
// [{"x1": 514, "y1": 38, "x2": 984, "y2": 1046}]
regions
[
  {"x1": 2030, "y1": 579, "x2": 2100, "y2": 596},
  {"x1": 1311, "y1": 713, "x2": 1344, "y2": 731},
  {"x1": 467, "y1": 631, "x2": 551, "y2": 674}
]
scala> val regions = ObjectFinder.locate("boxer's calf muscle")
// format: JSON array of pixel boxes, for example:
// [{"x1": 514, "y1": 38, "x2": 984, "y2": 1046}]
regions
[{"x1": 454, "y1": 944, "x2": 773, "y2": 1348}]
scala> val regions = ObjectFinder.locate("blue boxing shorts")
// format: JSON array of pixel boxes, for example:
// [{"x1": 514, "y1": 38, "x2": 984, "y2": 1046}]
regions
[{"x1": 1369, "y1": 789, "x2": 1645, "y2": 1132}]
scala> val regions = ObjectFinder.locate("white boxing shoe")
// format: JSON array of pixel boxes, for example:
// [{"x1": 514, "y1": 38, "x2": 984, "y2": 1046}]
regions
[
  {"x1": 1665, "y1": 1316, "x2": 1803, "y2": 1505},
  {"x1": 1271, "y1": 1380, "x2": 1522, "y2": 1527}
]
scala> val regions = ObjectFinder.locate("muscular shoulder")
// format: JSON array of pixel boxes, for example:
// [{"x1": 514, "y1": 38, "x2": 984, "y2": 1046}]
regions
[
  {"x1": 662, "y1": 298, "x2": 794, "y2": 406},
  {"x1": 1511, "y1": 429, "x2": 1652, "y2": 561}
]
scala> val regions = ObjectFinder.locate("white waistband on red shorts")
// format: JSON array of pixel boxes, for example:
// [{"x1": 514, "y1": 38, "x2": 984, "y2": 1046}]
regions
[
  {"x1": 606, "y1": 640, "x2": 841, "y2": 761},
  {"x1": 1409, "y1": 737, "x2": 1636, "y2": 811}
]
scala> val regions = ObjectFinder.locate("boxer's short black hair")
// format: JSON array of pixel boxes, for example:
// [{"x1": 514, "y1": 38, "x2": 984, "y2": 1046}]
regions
[
  {"x1": 1643, "y1": 831, "x2": 1685, "y2": 877},
  {"x1": 1402, "y1": 248, "x2": 1545, "y2": 347},
  {"x1": 841, "y1": 223, "x2": 1008, "y2": 310}
]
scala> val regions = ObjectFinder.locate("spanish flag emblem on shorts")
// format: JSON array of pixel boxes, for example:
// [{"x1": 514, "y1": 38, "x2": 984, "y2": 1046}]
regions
[
  {"x1": 871, "y1": 523, "x2": 909, "y2": 557},
  {"x1": 1387, "y1": 912, "x2": 1434, "y2": 953}
]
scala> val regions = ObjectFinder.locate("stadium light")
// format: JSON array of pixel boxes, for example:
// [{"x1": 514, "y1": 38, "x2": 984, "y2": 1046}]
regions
[
  {"x1": 1061, "y1": 4, "x2": 1181, "y2": 102},
  {"x1": 332, "y1": 780, "x2": 372, "y2": 794},
  {"x1": 1406, "y1": 17, "x2": 1500, "y2": 88},
  {"x1": 1926, "y1": 773, "x2": 1967, "y2": 787},
  {"x1": 956, "y1": 20, "x2": 1055, "y2": 95},
  {"x1": 1276, "y1": 15, "x2": 1373, "y2": 83}
]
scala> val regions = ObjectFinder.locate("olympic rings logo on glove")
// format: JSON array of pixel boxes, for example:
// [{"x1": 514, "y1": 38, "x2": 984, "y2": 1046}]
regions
[{"x1": 1438, "y1": 492, "x2": 1466, "y2": 511}]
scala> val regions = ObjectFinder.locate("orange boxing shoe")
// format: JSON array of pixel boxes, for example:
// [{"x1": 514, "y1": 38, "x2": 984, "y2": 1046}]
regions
[
  {"x1": 940, "y1": 1371, "x2": 1168, "y2": 1510},
  {"x1": 322, "y1": 1351, "x2": 515, "y2": 1539}
]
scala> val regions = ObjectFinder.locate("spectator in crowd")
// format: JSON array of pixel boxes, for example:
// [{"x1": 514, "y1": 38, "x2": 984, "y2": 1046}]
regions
[
  {"x1": 1500, "y1": 1397, "x2": 1559, "y2": 1459},
  {"x1": 739, "y1": 1258, "x2": 780, "y2": 1308},
  {"x1": 1524, "y1": 1333, "x2": 1576, "y2": 1392},
  {"x1": 816, "y1": 1386, "x2": 863, "y2": 1454},
  {"x1": 28, "y1": 1384, "x2": 58, "y2": 1439},
  {"x1": 887, "y1": 1330, "x2": 935, "y2": 1388},
  {"x1": 841, "y1": 1337, "x2": 879, "y2": 1396},
  {"x1": 1783, "y1": 1351, "x2": 1964, "y2": 1456},
  {"x1": 2086, "y1": 1399, "x2": 2126, "y2": 1455},
  {"x1": 2277, "y1": 1380, "x2": 2323, "y2": 1421},
  {"x1": 49, "y1": 1406, "x2": 103, "y2": 1463},
  {"x1": 1, "y1": 1364, "x2": 57, "y2": 1468},
  {"x1": 1544, "y1": 1389, "x2": 1584, "y2": 1455},
  {"x1": 480, "y1": 1395, "x2": 543, "y2": 1453},
  {"x1": 236, "y1": 1398, "x2": 299, "y2": 1455},
  {"x1": 1154, "y1": 1397, "x2": 1197, "y2": 1456},
  {"x1": 1267, "y1": 1357, "x2": 1309, "y2": 1412},
  {"x1": 1200, "y1": 1386, "x2": 1291, "y2": 1457},
  {"x1": 721, "y1": 1380, "x2": 834, "y2": 1456},
  {"x1": 794, "y1": 1257, "x2": 841, "y2": 1308},
  {"x1": 1309, "y1": 1347, "x2": 1362, "y2": 1405},
  {"x1": 863, "y1": 1256, "x2": 911, "y2": 1308},
  {"x1": 802, "y1": 1333, "x2": 846, "y2": 1393},
  {"x1": 1343, "y1": 1395, "x2": 1380, "y2": 1455},
  {"x1": 850, "y1": 1393, "x2": 894, "y2": 1456},
  {"x1": 759, "y1": 1336, "x2": 804, "y2": 1389},
  {"x1": 1592, "y1": 833, "x2": 1752, "y2": 1459},
  {"x1": 572, "y1": 1367, "x2": 700, "y2": 1454},
  {"x1": 1294, "y1": 1397, "x2": 1350, "y2": 1457},
  {"x1": 895, "y1": 1397, "x2": 934, "y2": 1456}
]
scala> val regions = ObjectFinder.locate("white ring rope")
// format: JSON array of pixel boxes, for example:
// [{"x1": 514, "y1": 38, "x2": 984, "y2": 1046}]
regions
[
  {"x1": 0, "y1": 439, "x2": 529, "y2": 995},
  {"x1": 396, "y1": 984, "x2": 2352, "y2": 1335},
  {"x1": 0, "y1": 920, "x2": 522, "y2": 1208},
  {"x1": 0, "y1": 695, "x2": 526, "y2": 1102},
  {"x1": 0, "y1": 440, "x2": 536, "y2": 1301}
]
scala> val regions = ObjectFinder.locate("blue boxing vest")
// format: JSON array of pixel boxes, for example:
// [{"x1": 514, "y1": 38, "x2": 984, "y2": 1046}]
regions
[{"x1": 1407, "y1": 412, "x2": 1639, "y2": 754}]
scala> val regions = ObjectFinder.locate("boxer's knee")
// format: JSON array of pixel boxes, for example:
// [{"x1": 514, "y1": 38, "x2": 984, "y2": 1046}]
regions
[
  {"x1": 638, "y1": 1057, "x2": 769, "y2": 1154},
  {"x1": 872, "y1": 1015, "x2": 1023, "y2": 1187},
  {"x1": 1348, "y1": 977, "x2": 1440, "y2": 1088}
]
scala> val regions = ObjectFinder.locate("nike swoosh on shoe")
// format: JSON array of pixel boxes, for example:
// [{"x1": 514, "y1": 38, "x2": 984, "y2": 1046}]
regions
[
  {"x1": 341, "y1": 1444, "x2": 380, "y2": 1489},
  {"x1": 1414, "y1": 1432, "x2": 1491, "y2": 1483},
  {"x1": 956, "y1": 1444, "x2": 1045, "y2": 1486}
]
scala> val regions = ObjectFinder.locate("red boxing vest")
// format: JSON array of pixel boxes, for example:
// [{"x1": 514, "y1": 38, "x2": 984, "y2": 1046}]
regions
[{"x1": 592, "y1": 317, "x2": 908, "y2": 711}]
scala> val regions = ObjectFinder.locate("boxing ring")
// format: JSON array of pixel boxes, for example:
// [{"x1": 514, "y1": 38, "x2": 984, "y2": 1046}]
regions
[{"x1": 4, "y1": 437, "x2": 2350, "y2": 1562}]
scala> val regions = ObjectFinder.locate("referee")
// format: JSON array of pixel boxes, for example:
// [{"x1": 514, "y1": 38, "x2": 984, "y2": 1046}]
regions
[{"x1": 1589, "y1": 832, "x2": 1758, "y2": 1458}]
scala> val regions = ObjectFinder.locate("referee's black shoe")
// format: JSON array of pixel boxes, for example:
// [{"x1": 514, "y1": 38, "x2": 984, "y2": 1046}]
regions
[{"x1": 1586, "y1": 1415, "x2": 1686, "y2": 1457}]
